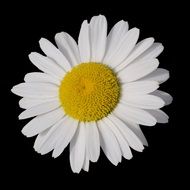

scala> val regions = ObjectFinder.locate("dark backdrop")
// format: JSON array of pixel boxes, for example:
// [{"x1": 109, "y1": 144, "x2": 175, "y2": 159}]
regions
[{"x1": 1, "y1": 0, "x2": 181, "y2": 188}]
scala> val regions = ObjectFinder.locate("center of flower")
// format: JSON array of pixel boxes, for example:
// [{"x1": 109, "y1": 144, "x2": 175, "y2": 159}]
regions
[{"x1": 59, "y1": 62, "x2": 120, "y2": 122}]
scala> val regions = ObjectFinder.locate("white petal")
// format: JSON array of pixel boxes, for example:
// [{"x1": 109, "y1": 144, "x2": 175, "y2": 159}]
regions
[
  {"x1": 70, "y1": 122, "x2": 85, "y2": 173},
  {"x1": 97, "y1": 120, "x2": 121, "y2": 165},
  {"x1": 103, "y1": 117, "x2": 132, "y2": 160},
  {"x1": 104, "y1": 20, "x2": 128, "y2": 64},
  {"x1": 24, "y1": 72, "x2": 60, "y2": 86},
  {"x1": 146, "y1": 109, "x2": 169, "y2": 123},
  {"x1": 83, "y1": 125, "x2": 90, "y2": 171},
  {"x1": 114, "y1": 103, "x2": 157, "y2": 126},
  {"x1": 19, "y1": 97, "x2": 58, "y2": 109},
  {"x1": 104, "y1": 28, "x2": 139, "y2": 68},
  {"x1": 151, "y1": 90, "x2": 173, "y2": 105},
  {"x1": 34, "y1": 128, "x2": 50, "y2": 152},
  {"x1": 126, "y1": 121, "x2": 148, "y2": 146},
  {"x1": 55, "y1": 32, "x2": 81, "y2": 66},
  {"x1": 118, "y1": 59, "x2": 159, "y2": 83},
  {"x1": 108, "y1": 114, "x2": 144, "y2": 152},
  {"x1": 11, "y1": 82, "x2": 58, "y2": 98},
  {"x1": 22, "y1": 107, "x2": 64, "y2": 137},
  {"x1": 106, "y1": 20, "x2": 128, "y2": 47},
  {"x1": 121, "y1": 94, "x2": 165, "y2": 109},
  {"x1": 139, "y1": 68, "x2": 169, "y2": 84},
  {"x1": 78, "y1": 20, "x2": 90, "y2": 63},
  {"x1": 116, "y1": 118, "x2": 148, "y2": 146},
  {"x1": 34, "y1": 117, "x2": 66, "y2": 154},
  {"x1": 85, "y1": 122, "x2": 100, "y2": 162},
  {"x1": 82, "y1": 152, "x2": 90, "y2": 172},
  {"x1": 134, "y1": 43, "x2": 164, "y2": 62},
  {"x1": 122, "y1": 81, "x2": 159, "y2": 95},
  {"x1": 52, "y1": 117, "x2": 78, "y2": 158},
  {"x1": 29, "y1": 52, "x2": 65, "y2": 80},
  {"x1": 115, "y1": 37, "x2": 154, "y2": 72},
  {"x1": 19, "y1": 100, "x2": 60, "y2": 119},
  {"x1": 39, "y1": 116, "x2": 72, "y2": 156},
  {"x1": 90, "y1": 15, "x2": 107, "y2": 62},
  {"x1": 39, "y1": 38, "x2": 71, "y2": 72}
]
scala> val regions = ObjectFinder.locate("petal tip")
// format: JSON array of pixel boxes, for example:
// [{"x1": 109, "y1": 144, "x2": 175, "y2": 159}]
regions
[
  {"x1": 21, "y1": 128, "x2": 29, "y2": 137},
  {"x1": 82, "y1": 20, "x2": 88, "y2": 25},
  {"x1": 54, "y1": 33, "x2": 60, "y2": 39},
  {"x1": 52, "y1": 154, "x2": 57, "y2": 159},
  {"x1": 11, "y1": 87, "x2": 15, "y2": 94},
  {"x1": 158, "y1": 43, "x2": 164, "y2": 52},
  {"x1": 133, "y1": 27, "x2": 140, "y2": 33},
  {"x1": 28, "y1": 52, "x2": 37, "y2": 59},
  {"x1": 55, "y1": 32, "x2": 64, "y2": 40},
  {"x1": 149, "y1": 37, "x2": 155, "y2": 43},
  {"x1": 39, "y1": 37, "x2": 46, "y2": 43},
  {"x1": 18, "y1": 114, "x2": 23, "y2": 120},
  {"x1": 39, "y1": 38, "x2": 49, "y2": 48},
  {"x1": 11, "y1": 86, "x2": 19, "y2": 96},
  {"x1": 52, "y1": 152, "x2": 58, "y2": 158},
  {"x1": 144, "y1": 143, "x2": 149, "y2": 147},
  {"x1": 21, "y1": 126, "x2": 34, "y2": 138}
]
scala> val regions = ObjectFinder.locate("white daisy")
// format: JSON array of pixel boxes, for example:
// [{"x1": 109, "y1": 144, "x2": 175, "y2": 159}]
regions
[{"x1": 11, "y1": 15, "x2": 172, "y2": 173}]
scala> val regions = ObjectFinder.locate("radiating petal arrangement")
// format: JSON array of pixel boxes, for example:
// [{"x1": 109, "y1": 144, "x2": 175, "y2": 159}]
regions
[{"x1": 11, "y1": 15, "x2": 172, "y2": 173}]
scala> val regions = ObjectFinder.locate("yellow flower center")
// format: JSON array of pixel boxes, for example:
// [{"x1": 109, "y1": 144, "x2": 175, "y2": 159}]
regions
[{"x1": 59, "y1": 63, "x2": 120, "y2": 122}]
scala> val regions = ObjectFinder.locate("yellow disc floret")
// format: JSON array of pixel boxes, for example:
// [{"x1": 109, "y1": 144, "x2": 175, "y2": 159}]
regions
[{"x1": 59, "y1": 63, "x2": 120, "y2": 122}]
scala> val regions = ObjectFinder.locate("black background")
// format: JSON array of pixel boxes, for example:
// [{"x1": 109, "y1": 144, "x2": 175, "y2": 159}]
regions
[{"x1": 1, "y1": 0, "x2": 182, "y2": 188}]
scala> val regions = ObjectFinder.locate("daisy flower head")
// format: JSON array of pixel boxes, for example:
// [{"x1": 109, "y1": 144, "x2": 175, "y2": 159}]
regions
[{"x1": 11, "y1": 15, "x2": 172, "y2": 173}]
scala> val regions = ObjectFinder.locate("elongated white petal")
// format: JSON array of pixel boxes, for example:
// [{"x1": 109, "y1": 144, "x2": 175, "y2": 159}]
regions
[
  {"x1": 83, "y1": 125, "x2": 90, "y2": 171},
  {"x1": 85, "y1": 122, "x2": 100, "y2": 162},
  {"x1": 19, "y1": 100, "x2": 60, "y2": 119},
  {"x1": 78, "y1": 20, "x2": 91, "y2": 63},
  {"x1": 114, "y1": 117, "x2": 148, "y2": 146},
  {"x1": 103, "y1": 117, "x2": 132, "y2": 160},
  {"x1": 146, "y1": 109, "x2": 169, "y2": 123},
  {"x1": 22, "y1": 107, "x2": 64, "y2": 137},
  {"x1": 34, "y1": 117, "x2": 66, "y2": 154},
  {"x1": 70, "y1": 122, "x2": 85, "y2": 173},
  {"x1": 11, "y1": 82, "x2": 58, "y2": 98},
  {"x1": 29, "y1": 52, "x2": 65, "y2": 80},
  {"x1": 127, "y1": 121, "x2": 148, "y2": 146},
  {"x1": 24, "y1": 72, "x2": 60, "y2": 86},
  {"x1": 19, "y1": 97, "x2": 58, "y2": 109},
  {"x1": 115, "y1": 37, "x2": 154, "y2": 72},
  {"x1": 134, "y1": 43, "x2": 164, "y2": 62},
  {"x1": 114, "y1": 103, "x2": 157, "y2": 126},
  {"x1": 90, "y1": 15, "x2": 107, "y2": 62},
  {"x1": 121, "y1": 94, "x2": 165, "y2": 109},
  {"x1": 97, "y1": 120, "x2": 121, "y2": 165},
  {"x1": 52, "y1": 117, "x2": 78, "y2": 158},
  {"x1": 55, "y1": 32, "x2": 80, "y2": 66},
  {"x1": 108, "y1": 114, "x2": 144, "y2": 152},
  {"x1": 122, "y1": 81, "x2": 159, "y2": 95},
  {"x1": 104, "y1": 20, "x2": 128, "y2": 64},
  {"x1": 104, "y1": 28, "x2": 139, "y2": 68},
  {"x1": 39, "y1": 38, "x2": 71, "y2": 72},
  {"x1": 140, "y1": 68, "x2": 169, "y2": 84},
  {"x1": 38, "y1": 116, "x2": 75, "y2": 155},
  {"x1": 118, "y1": 59, "x2": 159, "y2": 83},
  {"x1": 151, "y1": 90, "x2": 173, "y2": 105},
  {"x1": 34, "y1": 128, "x2": 50, "y2": 152},
  {"x1": 82, "y1": 152, "x2": 90, "y2": 172}
]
